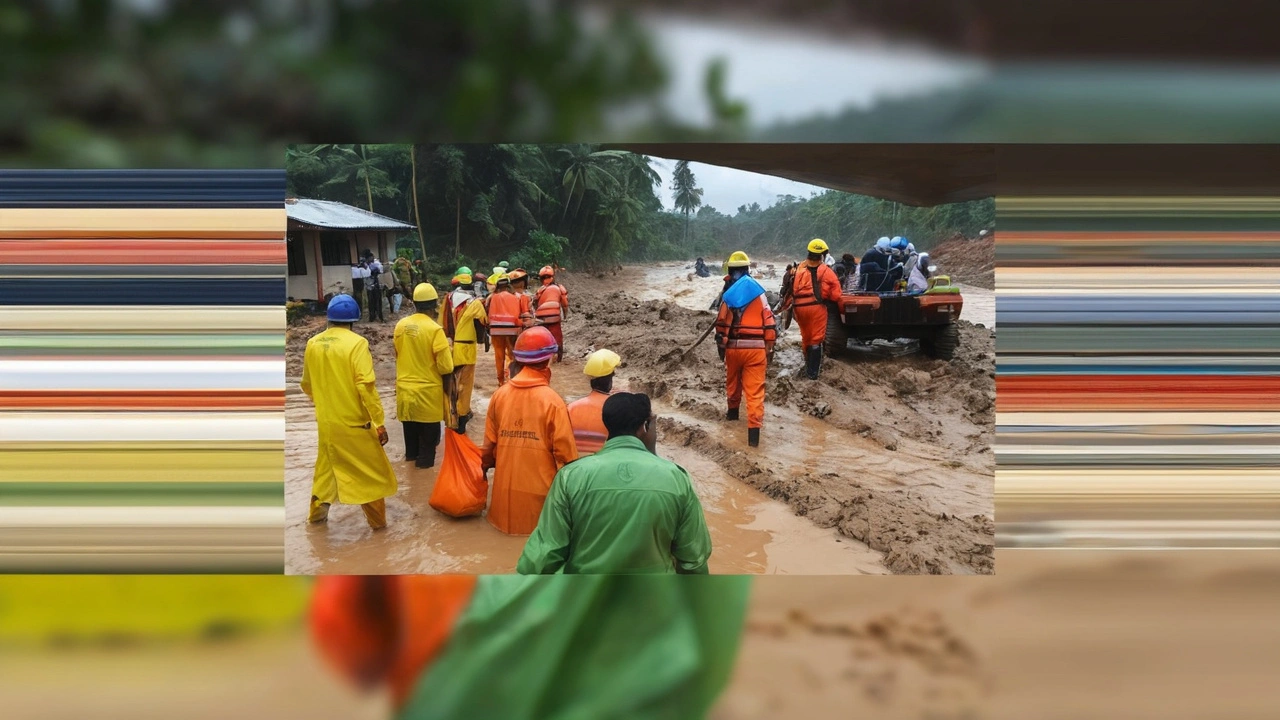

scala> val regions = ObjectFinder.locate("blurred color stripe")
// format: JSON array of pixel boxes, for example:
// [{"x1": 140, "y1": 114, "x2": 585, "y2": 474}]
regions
[
  {"x1": 0, "y1": 170, "x2": 284, "y2": 572},
  {"x1": 996, "y1": 196, "x2": 1280, "y2": 549}
]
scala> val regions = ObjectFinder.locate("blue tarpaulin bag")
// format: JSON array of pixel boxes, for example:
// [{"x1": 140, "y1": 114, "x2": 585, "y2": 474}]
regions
[{"x1": 722, "y1": 275, "x2": 766, "y2": 310}]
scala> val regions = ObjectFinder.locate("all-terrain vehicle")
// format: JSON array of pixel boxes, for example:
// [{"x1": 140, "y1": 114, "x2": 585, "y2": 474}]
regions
[{"x1": 823, "y1": 275, "x2": 964, "y2": 360}]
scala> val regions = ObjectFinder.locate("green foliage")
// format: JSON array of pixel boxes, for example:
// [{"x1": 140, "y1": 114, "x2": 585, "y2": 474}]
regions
[
  {"x1": 510, "y1": 230, "x2": 570, "y2": 271},
  {"x1": 285, "y1": 300, "x2": 307, "y2": 326},
  {"x1": 285, "y1": 142, "x2": 992, "y2": 271}
]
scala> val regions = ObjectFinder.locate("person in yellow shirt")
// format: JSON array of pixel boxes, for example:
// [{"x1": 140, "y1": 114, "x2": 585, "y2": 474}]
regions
[
  {"x1": 394, "y1": 284, "x2": 456, "y2": 468},
  {"x1": 301, "y1": 294, "x2": 397, "y2": 530},
  {"x1": 439, "y1": 271, "x2": 489, "y2": 435}
]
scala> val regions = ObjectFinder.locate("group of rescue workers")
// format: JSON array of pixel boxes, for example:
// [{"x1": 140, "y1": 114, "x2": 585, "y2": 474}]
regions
[
  {"x1": 710, "y1": 235, "x2": 939, "y2": 449},
  {"x1": 301, "y1": 258, "x2": 713, "y2": 575}
]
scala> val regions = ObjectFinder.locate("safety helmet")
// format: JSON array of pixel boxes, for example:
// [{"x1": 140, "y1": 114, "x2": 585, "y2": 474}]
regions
[
  {"x1": 513, "y1": 326, "x2": 558, "y2": 364},
  {"x1": 891, "y1": 236, "x2": 906, "y2": 250},
  {"x1": 413, "y1": 283, "x2": 439, "y2": 302},
  {"x1": 494, "y1": 272, "x2": 510, "y2": 286},
  {"x1": 876, "y1": 237, "x2": 891, "y2": 251},
  {"x1": 492, "y1": 266, "x2": 504, "y2": 277},
  {"x1": 474, "y1": 271, "x2": 486, "y2": 281},
  {"x1": 326, "y1": 294, "x2": 360, "y2": 322},
  {"x1": 507, "y1": 269, "x2": 528, "y2": 283},
  {"x1": 726, "y1": 251, "x2": 751, "y2": 268},
  {"x1": 455, "y1": 273, "x2": 473, "y2": 285},
  {"x1": 456, "y1": 266, "x2": 472, "y2": 276},
  {"x1": 498, "y1": 261, "x2": 510, "y2": 269},
  {"x1": 539, "y1": 265, "x2": 555, "y2": 278},
  {"x1": 807, "y1": 238, "x2": 829, "y2": 254},
  {"x1": 583, "y1": 349, "x2": 621, "y2": 378},
  {"x1": 906, "y1": 242, "x2": 915, "y2": 254}
]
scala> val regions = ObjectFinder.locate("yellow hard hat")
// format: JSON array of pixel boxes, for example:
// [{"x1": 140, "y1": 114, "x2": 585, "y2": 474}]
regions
[
  {"x1": 807, "y1": 238, "x2": 829, "y2": 254},
  {"x1": 725, "y1": 251, "x2": 751, "y2": 268},
  {"x1": 413, "y1": 283, "x2": 439, "y2": 302},
  {"x1": 455, "y1": 273, "x2": 473, "y2": 285},
  {"x1": 584, "y1": 349, "x2": 621, "y2": 378}
]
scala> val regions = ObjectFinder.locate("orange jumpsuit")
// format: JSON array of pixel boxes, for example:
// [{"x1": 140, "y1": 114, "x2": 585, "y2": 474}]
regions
[
  {"x1": 534, "y1": 281, "x2": 569, "y2": 355},
  {"x1": 486, "y1": 290, "x2": 525, "y2": 385},
  {"x1": 790, "y1": 261, "x2": 843, "y2": 347},
  {"x1": 715, "y1": 294, "x2": 777, "y2": 429},
  {"x1": 566, "y1": 389, "x2": 611, "y2": 455},
  {"x1": 481, "y1": 366, "x2": 579, "y2": 534}
]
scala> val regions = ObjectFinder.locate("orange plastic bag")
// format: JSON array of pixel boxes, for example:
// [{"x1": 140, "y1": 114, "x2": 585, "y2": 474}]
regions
[{"x1": 429, "y1": 429, "x2": 489, "y2": 517}]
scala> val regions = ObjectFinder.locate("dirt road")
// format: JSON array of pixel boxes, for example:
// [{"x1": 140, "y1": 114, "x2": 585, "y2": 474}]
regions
[{"x1": 285, "y1": 262, "x2": 994, "y2": 575}]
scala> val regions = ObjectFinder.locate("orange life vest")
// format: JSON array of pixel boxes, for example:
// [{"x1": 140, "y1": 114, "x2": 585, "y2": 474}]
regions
[
  {"x1": 535, "y1": 283, "x2": 567, "y2": 324},
  {"x1": 715, "y1": 295, "x2": 778, "y2": 351},
  {"x1": 487, "y1": 291, "x2": 523, "y2": 336},
  {"x1": 791, "y1": 262, "x2": 842, "y2": 308},
  {"x1": 566, "y1": 390, "x2": 610, "y2": 455}
]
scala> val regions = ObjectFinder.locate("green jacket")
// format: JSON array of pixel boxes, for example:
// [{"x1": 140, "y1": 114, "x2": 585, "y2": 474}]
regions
[
  {"x1": 399, "y1": 575, "x2": 750, "y2": 720},
  {"x1": 517, "y1": 436, "x2": 712, "y2": 575}
]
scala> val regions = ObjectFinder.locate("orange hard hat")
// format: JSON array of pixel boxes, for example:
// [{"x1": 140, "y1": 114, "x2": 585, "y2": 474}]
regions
[
  {"x1": 539, "y1": 265, "x2": 555, "y2": 278},
  {"x1": 513, "y1": 326, "x2": 558, "y2": 364},
  {"x1": 507, "y1": 269, "x2": 528, "y2": 282}
]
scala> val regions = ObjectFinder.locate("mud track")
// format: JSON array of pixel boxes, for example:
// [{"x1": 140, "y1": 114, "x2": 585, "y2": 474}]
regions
[{"x1": 563, "y1": 265, "x2": 995, "y2": 574}]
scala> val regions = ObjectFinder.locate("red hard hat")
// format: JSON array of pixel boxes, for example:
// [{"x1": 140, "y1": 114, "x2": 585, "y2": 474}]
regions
[{"x1": 513, "y1": 326, "x2": 558, "y2": 364}]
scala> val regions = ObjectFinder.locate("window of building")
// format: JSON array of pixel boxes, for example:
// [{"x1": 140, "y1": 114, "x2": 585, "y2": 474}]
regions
[
  {"x1": 286, "y1": 235, "x2": 308, "y2": 276},
  {"x1": 320, "y1": 234, "x2": 350, "y2": 266}
]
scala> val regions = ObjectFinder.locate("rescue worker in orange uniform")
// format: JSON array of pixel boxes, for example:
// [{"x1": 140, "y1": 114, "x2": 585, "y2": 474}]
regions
[
  {"x1": 481, "y1": 326, "x2": 579, "y2": 534},
  {"x1": 483, "y1": 273, "x2": 526, "y2": 386},
  {"x1": 505, "y1": 268, "x2": 537, "y2": 329},
  {"x1": 715, "y1": 251, "x2": 777, "y2": 448},
  {"x1": 535, "y1": 265, "x2": 570, "y2": 362},
  {"x1": 790, "y1": 238, "x2": 844, "y2": 380},
  {"x1": 566, "y1": 348, "x2": 620, "y2": 456}
]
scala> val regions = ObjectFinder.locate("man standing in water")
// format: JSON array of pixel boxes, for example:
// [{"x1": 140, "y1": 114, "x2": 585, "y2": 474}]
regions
[
  {"x1": 301, "y1": 294, "x2": 398, "y2": 529},
  {"x1": 481, "y1": 326, "x2": 578, "y2": 535},
  {"x1": 393, "y1": 283, "x2": 455, "y2": 468}
]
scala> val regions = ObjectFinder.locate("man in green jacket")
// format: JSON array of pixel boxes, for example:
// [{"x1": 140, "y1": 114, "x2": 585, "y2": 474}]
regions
[{"x1": 517, "y1": 392, "x2": 713, "y2": 575}]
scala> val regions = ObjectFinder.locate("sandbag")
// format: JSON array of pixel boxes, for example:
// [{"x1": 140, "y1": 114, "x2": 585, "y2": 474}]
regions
[{"x1": 429, "y1": 429, "x2": 488, "y2": 517}]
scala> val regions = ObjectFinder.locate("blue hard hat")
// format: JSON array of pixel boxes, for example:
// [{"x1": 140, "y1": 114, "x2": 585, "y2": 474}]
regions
[
  {"x1": 326, "y1": 293, "x2": 360, "y2": 322},
  {"x1": 890, "y1": 236, "x2": 907, "y2": 249}
]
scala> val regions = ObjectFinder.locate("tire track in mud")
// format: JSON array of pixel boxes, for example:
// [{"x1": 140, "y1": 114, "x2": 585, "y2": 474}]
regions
[{"x1": 566, "y1": 281, "x2": 995, "y2": 574}]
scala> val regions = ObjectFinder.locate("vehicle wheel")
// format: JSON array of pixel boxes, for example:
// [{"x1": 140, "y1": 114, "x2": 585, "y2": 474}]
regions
[
  {"x1": 824, "y1": 303, "x2": 848, "y2": 358},
  {"x1": 922, "y1": 323, "x2": 959, "y2": 360}
]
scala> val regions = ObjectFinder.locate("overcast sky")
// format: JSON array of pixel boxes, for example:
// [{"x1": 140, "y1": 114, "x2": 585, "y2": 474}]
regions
[{"x1": 649, "y1": 157, "x2": 827, "y2": 215}]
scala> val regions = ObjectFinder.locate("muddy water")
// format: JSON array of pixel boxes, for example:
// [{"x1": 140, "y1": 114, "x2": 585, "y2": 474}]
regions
[{"x1": 284, "y1": 351, "x2": 881, "y2": 574}]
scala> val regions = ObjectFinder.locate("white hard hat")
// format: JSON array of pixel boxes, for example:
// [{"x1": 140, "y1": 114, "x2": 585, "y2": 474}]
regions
[
  {"x1": 907, "y1": 243, "x2": 915, "y2": 253},
  {"x1": 876, "y1": 237, "x2": 891, "y2": 251}
]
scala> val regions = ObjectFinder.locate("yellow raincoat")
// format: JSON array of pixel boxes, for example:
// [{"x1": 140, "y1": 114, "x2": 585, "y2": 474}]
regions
[
  {"x1": 393, "y1": 312, "x2": 455, "y2": 423},
  {"x1": 301, "y1": 326, "x2": 398, "y2": 506}
]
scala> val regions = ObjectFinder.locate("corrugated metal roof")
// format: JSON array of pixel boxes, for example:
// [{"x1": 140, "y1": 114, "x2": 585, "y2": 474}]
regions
[{"x1": 285, "y1": 198, "x2": 415, "y2": 230}]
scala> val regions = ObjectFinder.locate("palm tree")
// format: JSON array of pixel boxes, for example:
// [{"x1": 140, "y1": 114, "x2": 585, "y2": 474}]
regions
[
  {"x1": 671, "y1": 160, "x2": 704, "y2": 245},
  {"x1": 556, "y1": 145, "x2": 626, "y2": 220},
  {"x1": 409, "y1": 144, "x2": 429, "y2": 262},
  {"x1": 322, "y1": 144, "x2": 398, "y2": 211}
]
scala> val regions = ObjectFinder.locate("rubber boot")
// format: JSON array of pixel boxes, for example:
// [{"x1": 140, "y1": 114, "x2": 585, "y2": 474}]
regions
[
  {"x1": 726, "y1": 407, "x2": 740, "y2": 421},
  {"x1": 457, "y1": 413, "x2": 470, "y2": 435},
  {"x1": 748, "y1": 427, "x2": 760, "y2": 447},
  {"x1": 805, "y1": 345, "x2": 822, "y2": 380}
]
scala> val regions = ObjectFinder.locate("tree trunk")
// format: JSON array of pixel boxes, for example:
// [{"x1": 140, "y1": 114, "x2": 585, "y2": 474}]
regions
[
  {"x1": 455, "y1": 195, "x2": 461, "y2": 257},
  {"x1": 364, "y1": 173, "x2": 374, "y2": 212},
  {"x1": 683, "y1": 211, "x2": 689, "y2": 244},
  {"x1": 410, "y1": 145, "x2": 428, "y2": 263}
]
